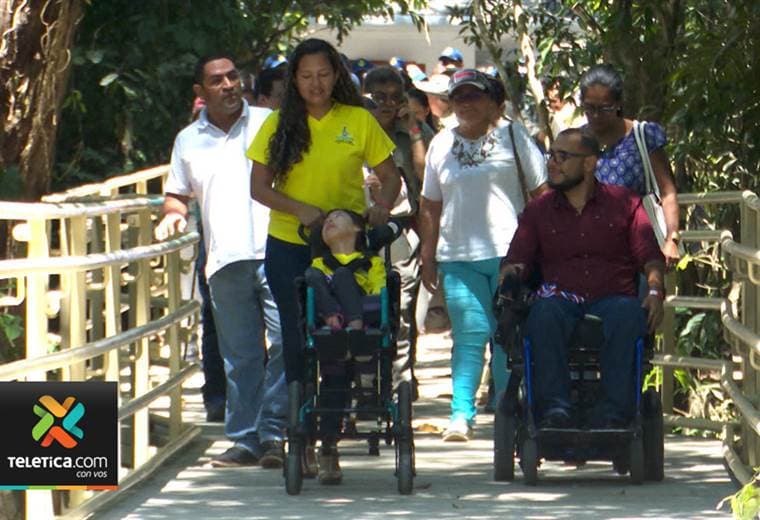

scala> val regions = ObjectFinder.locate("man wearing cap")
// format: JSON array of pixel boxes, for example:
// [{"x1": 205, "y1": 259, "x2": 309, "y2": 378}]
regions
[
  {"x1": 502, "y1": 128, "x2": 665, "y2": 429},
  {"x1": 419, "y1": 69, "x2": 548, "y2": 441}
]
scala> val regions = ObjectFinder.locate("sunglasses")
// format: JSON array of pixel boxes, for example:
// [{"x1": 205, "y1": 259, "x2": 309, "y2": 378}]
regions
[{"x1": 370, "y1": 92, "x2": 406, "y2": 106}]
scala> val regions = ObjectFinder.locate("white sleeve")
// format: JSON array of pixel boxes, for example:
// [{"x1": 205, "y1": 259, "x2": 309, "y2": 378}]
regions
[
  {"x1": 512, "y1": 122, "x2": 548, "y2": 191},
  {"x1": 421, "y1": 135, "x2": 443, "y2": 202},
  {"x1": 164, "y1": 135, "x2": 193, "y2": 196}
]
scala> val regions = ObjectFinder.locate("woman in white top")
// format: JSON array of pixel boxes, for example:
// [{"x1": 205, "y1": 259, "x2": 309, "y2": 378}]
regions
[{"x1": 419, "y1": 70, "x2": 548, "y2": 441}]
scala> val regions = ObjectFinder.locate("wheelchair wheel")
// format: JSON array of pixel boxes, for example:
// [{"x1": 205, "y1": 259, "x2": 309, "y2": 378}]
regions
[
  {"x1": 642, "y1": 388, "x2": 665, "y2": 481},
  {"x1": 395, "y1": 381, "x2": 414, "y2": 495},
  {"x1": 493, "y1": 402, "x2": 515, "y2": 481},
  {"x1": 285, "y1": 381, "x2": 304, "y2": 495},
  {"x1": 520, "y1": 438, "x2": 538, "y2": 486},
  {"x1": 629, "y1": 434, "x2": 645, "y2": 485}
]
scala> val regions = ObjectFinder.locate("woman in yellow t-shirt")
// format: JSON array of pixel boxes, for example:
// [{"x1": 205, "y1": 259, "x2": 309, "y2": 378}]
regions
[{"x1": 247, "y1": 38, "x2": 400, "y2": 484}]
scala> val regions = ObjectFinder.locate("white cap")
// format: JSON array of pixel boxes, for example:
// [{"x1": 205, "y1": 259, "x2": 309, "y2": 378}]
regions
[{"x1": 412, "y1": 74, "x2": 451, "y2": 97}]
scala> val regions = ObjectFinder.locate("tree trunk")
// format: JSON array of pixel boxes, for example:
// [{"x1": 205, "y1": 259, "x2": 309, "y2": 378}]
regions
[{"x1": 0, "y1": 0, "x2": 83, "y2": 201}]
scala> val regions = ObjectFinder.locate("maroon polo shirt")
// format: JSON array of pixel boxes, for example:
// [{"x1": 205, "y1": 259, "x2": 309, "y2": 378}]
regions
[{"x1": 505, "y1": 182, "x2": 664, "y2": 301}]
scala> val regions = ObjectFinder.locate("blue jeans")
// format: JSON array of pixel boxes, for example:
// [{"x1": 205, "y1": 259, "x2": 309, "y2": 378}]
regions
[
  {"x1": 264, "y1": 236, "x2": 312, "y2": 383},
  {"x1": 439, "y1": 258, "x2": 507, "y2": 423},
  {"x1": 196, "y1": 236, "x2": 225, "y2": 409},
  {"x1": 525, "y1": 296, "x2": 646, "y2": 421},
  {"x1": 208, "y1": 260, "x2": 285, "y2": 454}
]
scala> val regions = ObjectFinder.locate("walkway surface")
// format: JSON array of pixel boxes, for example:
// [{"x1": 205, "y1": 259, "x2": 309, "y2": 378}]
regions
[{"x1": 100, "y1": 332, "x2": 736, "y2": 520}]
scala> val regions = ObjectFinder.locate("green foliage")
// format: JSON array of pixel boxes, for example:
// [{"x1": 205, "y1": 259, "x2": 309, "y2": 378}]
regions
[
  {"x1": 719, "y1": 472, "x2": 760, "y2": 520},
  {"x1": 0, "y1": 165, "x2": 23, "y2": 200},
  {"x1": 54, "y1": 0, "x2": 427, "y2": 191}
]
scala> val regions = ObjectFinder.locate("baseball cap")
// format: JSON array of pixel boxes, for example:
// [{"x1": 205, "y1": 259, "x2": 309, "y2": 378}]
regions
[
  {"x1": 447, "y1": 69, "x2": 490, "y2": 97},
  {"x1": 413, "y1": 74, "x2": 451, "y2": 97},
  {"x1": 439, "y1": 46, "x2": 463, "y2": 63},
  {"x1": 263, "y1": 54, "x2": 287, "y2": 70}
]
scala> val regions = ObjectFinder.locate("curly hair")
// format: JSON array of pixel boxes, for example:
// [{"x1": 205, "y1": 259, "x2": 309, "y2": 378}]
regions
[{"x1": 268, "y1": 38, "x2": 363, "y2": 184}]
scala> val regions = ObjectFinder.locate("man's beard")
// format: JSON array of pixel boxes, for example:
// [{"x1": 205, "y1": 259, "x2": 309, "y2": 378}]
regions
[{"x1": 548, "y1": 172, "x2": 584, "y2": 191}]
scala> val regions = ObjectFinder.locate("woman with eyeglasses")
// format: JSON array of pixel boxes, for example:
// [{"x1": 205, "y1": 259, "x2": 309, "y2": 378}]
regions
[
  {"x1": 419, "y1": 69, "x2": 548, "y2": 442},
  {"x1": 247, "y1": 38, "x2": 401, "y2": 485},
  {"x1": 579, "y1": 64, "x2": 680, "y2": 265}
]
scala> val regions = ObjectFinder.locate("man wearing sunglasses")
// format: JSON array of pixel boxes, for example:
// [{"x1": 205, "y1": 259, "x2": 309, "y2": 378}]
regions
[
  {"x1": 502, "y1": 128, "x2": 665, "y2": 430},
  {"x1": 362, "y1": 66, "x2": 435, "y2": 399}
]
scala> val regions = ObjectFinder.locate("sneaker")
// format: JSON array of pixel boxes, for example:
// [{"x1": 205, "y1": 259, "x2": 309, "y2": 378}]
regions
[
  {"x1": 259, "y1": 440, "x2": 285, "y2": 469},
  {"x1": 302, "y1": 445, "x2": 318, "y2": 479},
  {"x1": 317, "y1": 448, "x2": 343, "y2": 485},
  {"x1": 442, "y1": 418, "x2": 473, "y2": 442},
  {"x1": 209, "y1": 446, "x2": 259, "y2": 468}
]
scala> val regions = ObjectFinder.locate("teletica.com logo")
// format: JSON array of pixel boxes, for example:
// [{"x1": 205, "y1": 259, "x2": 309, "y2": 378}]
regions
[{"x1": 32, "y1": 396, "x2": 85, "y2": 448}]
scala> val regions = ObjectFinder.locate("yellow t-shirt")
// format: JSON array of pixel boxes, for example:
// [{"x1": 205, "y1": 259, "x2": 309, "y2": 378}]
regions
[
  {"x1": 310, "y1": 252, "x2": 386, "y2": 295},
  {"x1": 247, "y1": 103, "x2": 396, "y2": 244}
]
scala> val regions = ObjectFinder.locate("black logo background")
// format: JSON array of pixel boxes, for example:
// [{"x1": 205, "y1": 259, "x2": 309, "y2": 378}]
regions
[{"x1": 0, "y1": 382, "x2": 117, "y2": 487}]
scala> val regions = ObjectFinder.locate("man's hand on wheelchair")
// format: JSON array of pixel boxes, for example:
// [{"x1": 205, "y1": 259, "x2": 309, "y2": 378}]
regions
[{"x1": 641, "y1": 293, "x2": 664, "y2": 334}]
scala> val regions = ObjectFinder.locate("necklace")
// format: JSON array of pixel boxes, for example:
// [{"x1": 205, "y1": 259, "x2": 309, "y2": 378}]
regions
[{"x1": 451, "y1": 129, "x2": 498, "y2": 168}]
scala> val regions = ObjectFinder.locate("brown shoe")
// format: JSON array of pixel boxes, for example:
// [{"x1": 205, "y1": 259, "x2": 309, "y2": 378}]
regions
[
  {"x1": 317, "y1": 448, "x2": 343, "y2": 485},
  {"x1": 259, "y1": 440, "x2": 285, "y2": 469},
  {"x1": 302, "y1": 445, "x2": 318, "y2": 478}
]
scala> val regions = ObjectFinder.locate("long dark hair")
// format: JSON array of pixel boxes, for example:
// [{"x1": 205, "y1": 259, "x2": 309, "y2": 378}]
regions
[{"x1": 268, "y1": 38, "x2": 363, "y2": 183}]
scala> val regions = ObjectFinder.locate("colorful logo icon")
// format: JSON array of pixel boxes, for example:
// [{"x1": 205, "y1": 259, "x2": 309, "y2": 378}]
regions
[{"x1": 32, "y1": 396, "x2": 85, "y2": 448}]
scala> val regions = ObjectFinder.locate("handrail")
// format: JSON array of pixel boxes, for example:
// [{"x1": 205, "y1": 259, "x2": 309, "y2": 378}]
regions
[
  {"x1": 0, "y1": 195, "x2": 162, "y2": 220},
  {"x1": 0, "y1": 232, "x2": 198, "y2": 277},
  {"x1": 0, "y1": 301, "x2": 198, "y2": 381},
  {"x1": 41, "y1": 164, "x2": 169, "y2": 203}
]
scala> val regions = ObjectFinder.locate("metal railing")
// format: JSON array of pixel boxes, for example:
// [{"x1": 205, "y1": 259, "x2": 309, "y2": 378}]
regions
[
  {"x1": 655, "y1": 190, "x2": 760, "y2": 484},
  {"x1": 0, "y1": 166, "x2": 202, "y2": 518}
]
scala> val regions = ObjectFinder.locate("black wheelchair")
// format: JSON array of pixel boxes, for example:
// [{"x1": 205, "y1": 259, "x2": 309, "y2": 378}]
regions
[
  {"x1": 492, "y1": 273, "x2": 665, "y2": 485},
  {"x1": 284, "y1": 221, "x2": 415, "y2": 495}
]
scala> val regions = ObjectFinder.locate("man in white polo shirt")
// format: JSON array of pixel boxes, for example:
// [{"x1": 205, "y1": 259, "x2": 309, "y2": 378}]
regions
[{"x1": 156, "y1": 54, "x2": 285, "y2": 468}]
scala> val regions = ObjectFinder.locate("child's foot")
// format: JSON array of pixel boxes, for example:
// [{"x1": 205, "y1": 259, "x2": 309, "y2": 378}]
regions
[{"x1": 318, "y1": 446, "x2": 343, "y2": 485}]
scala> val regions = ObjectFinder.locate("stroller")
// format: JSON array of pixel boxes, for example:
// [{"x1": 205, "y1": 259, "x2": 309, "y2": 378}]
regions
[
  {"x1": 284, "y1": 219, "x2": 415, "y2": 495},
  {"x1": 492, "y1": 272, "x2": 665, "y2": 485}
]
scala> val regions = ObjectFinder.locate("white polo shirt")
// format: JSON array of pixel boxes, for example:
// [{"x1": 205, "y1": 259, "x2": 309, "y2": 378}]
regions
[{"x1": 165, "y1": 102, "x2": 271, "y2": 279}]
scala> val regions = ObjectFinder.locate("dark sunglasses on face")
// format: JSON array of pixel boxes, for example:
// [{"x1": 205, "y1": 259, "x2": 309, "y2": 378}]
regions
[
  {"x1": 581, "y1": 103, "x2": 618, "y2": 116},
  {"x1": 450, "y1": 90, "x2": 487, "y2": 103},
  {"x1": 548, "y1": 149, "x2": 593, "y2": 164},
  {"x1": 370, "y1": 92, "x2": 406, "y2": 106}
]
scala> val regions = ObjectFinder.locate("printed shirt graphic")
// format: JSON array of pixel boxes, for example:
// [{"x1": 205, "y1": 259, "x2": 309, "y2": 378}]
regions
[{"x1": 247, "y1": 103, "x2": 395, "y2": 244}]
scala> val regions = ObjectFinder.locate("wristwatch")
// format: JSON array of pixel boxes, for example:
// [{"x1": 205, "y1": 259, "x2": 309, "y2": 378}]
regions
[{"x1": 668, "y1": 230, "x2": 681, "y2": 244}]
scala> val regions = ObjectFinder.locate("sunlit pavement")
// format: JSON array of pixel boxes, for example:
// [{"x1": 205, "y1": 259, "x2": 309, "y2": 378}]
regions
[{"x1": 100, "y1": 332, "x2": 735, "y2": 520}]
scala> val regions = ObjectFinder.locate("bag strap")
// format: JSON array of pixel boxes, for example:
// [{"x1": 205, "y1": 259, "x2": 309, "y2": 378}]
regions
[
  {"x1": 322, "y1": 252, "x2": 371, "y2": 274},
  {"x1": 509, "y1": 123, "x2": 530, "y2": 205},
  {"x1": 633, "y1": 120, "x2": 660, "y2": 198}
]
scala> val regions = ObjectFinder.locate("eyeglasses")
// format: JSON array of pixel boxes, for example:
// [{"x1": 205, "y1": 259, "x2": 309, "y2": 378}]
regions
[
  {"x1": 370, "y1": 92, "x2": 405, "y2": 106},
  {"x1": 548, "y1": 150, "x2": 593, "y2": 164},
  {"x1": 450, "y1": 90, "x2": 487, "y2": 103},
  {"x1": 581, "y1": 103, "x2": 618, "y2": 116}
]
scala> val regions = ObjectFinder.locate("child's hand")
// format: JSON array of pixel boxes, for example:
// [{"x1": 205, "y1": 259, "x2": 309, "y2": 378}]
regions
[{"x1": 325, "y1": 314, "x2": 343, "y2": 331}]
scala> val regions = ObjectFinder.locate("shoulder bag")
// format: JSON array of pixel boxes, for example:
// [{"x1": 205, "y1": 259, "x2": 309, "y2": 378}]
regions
[{"x1": 508, "y1": 123, "x2": 530, "y2": 206}]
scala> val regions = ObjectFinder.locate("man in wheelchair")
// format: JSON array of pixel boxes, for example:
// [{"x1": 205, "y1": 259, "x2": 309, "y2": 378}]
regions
[{"x1": 502, "y1": 128, "x2": 666, "y2": 430}]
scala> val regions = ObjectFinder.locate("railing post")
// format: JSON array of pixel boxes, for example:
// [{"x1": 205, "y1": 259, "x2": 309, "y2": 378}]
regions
[
  {"x1": 59, "y1": 216, "x2": 88, "y2": 382},
  {"x1": 23, "y1": 219, "x2": 54, "y2": 519},
  {"x1": 103, "y1": 212, "x2": 123, "y2": 383},
  {"x1": 661, "y1": 271, "x2": 676, "y2": 432},
  {"x1": 739, "y1": 195, "x2": 758, "y2": 470},
  {"x1": 131, "y1": 209, "x2": 153, "y2": 468},
  {"x1": 166, "y1": 249, "x2": 183, "y2": 439}
]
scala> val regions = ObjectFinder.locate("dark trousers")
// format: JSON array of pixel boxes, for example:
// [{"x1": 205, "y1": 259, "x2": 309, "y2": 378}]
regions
[
  {"x1": 196, "y1": 235, "x2": 225, "y2": 408},
  {"x1": 264, "y1": 235, "x2": 312, "y2": 383},
  {"x1": 393, "y1": 246, "x2": 420, "y2": 387},
  {"x1": 304, "y1": 266, "x2": 364, "y2": 323},
  {"x1": 525, "y1": 295, "x2": 646, "y2": 421}
]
